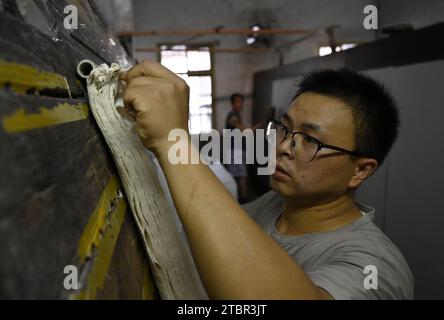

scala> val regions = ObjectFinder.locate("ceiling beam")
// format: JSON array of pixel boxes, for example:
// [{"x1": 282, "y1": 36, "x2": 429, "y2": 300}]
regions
[
  {"x1": 118, "y1": 28, "x2": 313, "y2": 37},
  {"x1": 135, "y1": 47, "x2": 276, "y2": 54}
]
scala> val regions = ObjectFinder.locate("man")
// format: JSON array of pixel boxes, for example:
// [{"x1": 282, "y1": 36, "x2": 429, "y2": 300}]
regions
[
  {"x1": 121, "y1": 61, "x2": 413, "y2": 299},
  {"x1": 224, "y1": 93, "x2": 262, "y2": 203}
]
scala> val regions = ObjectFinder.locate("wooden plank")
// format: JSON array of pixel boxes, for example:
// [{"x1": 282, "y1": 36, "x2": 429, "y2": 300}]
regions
[
  {"x1": 94, "y1": 205, "x2": 160, "y2": 300},
  {"x1": 0, "y1": 91, "x2": 156, "y2": 298},
  {"x1": 2, "y1": 101, "x2": 88, "y2": 133},
  {"x1": 0, "y1": 91, "x2": 88, "y2": 132},
  {"x1": 0, "y1": 10, "x2": 131, "y2": 100},
  {"x1": 71, "y1": 175, "x2": 128, "y2": 299},
  {"x1": 0, "y1": 93, "x2": 105, "y2": 298},
  {"x1": 41, "y1": 1, "x2": 130, "y2": 66},
  {"x1": 0, "y1": 3, "x2": 156, "y2": 299},
  {"x1": 0, "y1": 13, "x2": 83, "y2": 98},
  {"x1": 0, "y1": 59, "x2": 71, "y2": 97}
]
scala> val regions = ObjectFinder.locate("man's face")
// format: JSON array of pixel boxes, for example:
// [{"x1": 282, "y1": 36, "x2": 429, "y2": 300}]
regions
[
  {"x1": 232, "y1": 96, "x2": 244, "y2": 112},
  {"x1": 270, "y1": 92, "x2": 359, "y2": 206}
]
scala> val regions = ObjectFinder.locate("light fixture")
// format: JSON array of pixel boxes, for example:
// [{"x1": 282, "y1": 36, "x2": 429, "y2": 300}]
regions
[{"x1": 246, "y1": 23, "x2": 272, "y2": 48}]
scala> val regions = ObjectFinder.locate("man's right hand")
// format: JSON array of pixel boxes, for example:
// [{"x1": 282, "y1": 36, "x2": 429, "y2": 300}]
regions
[{"x1": 120, "y1": 60, "x2": 190, "y2": 155}]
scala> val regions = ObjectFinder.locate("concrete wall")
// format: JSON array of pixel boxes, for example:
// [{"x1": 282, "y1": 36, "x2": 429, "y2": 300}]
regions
[
  {"x1": 130, "y1": 0, "x2": 444, "y2": 132},
  {"x1": 132, "y1": 0, "x2": 255, "y2": 131},
  {"x1": 131, "y1": 0, "x2": 377, "y2": 131}
]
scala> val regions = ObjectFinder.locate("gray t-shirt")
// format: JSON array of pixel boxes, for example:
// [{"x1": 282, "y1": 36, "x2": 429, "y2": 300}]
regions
[{"x1": 242, "y1": 191, "x2": 414, "y2": 300}]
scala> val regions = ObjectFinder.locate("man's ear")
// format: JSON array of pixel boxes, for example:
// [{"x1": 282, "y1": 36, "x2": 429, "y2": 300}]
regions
[{"x1": 348, "y1": 158, "x2": 379, "y2": 189}]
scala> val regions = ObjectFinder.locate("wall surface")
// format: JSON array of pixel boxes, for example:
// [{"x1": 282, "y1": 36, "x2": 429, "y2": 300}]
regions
[
  {"x1": 130, "y1": 0, "x2": 444, "y2": 130},
  {"x1": 0, "y1": 1, "x2": 157, "y2": 299},
  {"x1": 132, "y1": 0, "x2": 377, "y2": 130},
  {"x1": 379, "y1": 0, "x2": 444, "y2": 30},
  {"x1": 364, "y1": 60, "x2": 444, "y2": 299}
]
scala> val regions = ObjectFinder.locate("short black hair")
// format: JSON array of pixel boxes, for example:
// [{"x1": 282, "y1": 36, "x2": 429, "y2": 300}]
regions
[
  {"x1": 295, "y1": 68, "x2": 399, "y2": 165},
  {"x1": 230, "y1": 93, "x2": 244, "y2": 104}
]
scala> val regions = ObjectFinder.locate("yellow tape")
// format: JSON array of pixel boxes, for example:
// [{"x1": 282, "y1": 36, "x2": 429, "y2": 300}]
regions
[
  {"x1": 77, "y1": 176, "x2": 120, "y2": 261},
  {"x1": 1, "y1": 102, "x2": 88, "y2": 133},
  {"x1": 74, "y1": 176, "x2": 157, "y2": 300},
  {"x1": 74, "y1": 176, "x2": 128, "y2": 299},
  {"x1": 0, "y1": 60, "x2": 70, "y2": 94}
]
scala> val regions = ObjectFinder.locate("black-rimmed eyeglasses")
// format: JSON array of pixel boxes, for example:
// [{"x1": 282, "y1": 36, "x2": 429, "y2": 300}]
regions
[{"x1": 266, "y1": 119, "x2": 363, "y2": 163}]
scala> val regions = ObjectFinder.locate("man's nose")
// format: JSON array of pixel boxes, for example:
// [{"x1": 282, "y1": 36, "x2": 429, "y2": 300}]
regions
[{"x1": 276, "y1": 136, "x2": 294, "y2": 159}]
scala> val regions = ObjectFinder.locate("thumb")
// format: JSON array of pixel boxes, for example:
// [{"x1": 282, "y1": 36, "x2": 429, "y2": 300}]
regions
[{"x1": 119, "y1": 70, "x2": 128, "y2": 81}]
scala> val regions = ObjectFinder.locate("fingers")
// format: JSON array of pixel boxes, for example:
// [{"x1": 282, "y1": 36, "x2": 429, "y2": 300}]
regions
[
  {"x1": 125, "y1": 75, "x2": 169, "y2": 88},
  {"x1": 121, "y1": 77, "x2": 160, "y2": 116},
  {"x1": 120, "y1": 60, "x2": 190, "y2": 129},
  {"x1": 120, "y1": 60, "x2": 178, "y2": 83},
  {"x1": 124, "y1": 103, "x2": 137, "y2": 120},
  {"x1": 123, "y1": 86, "x2": 157, "y2": 114},
  {"x1": 122, "y1": 86, "x2": 140, "y2": 113},
  {"x1": 120, "y1": 76, "x2": 168, "y2": 119}
]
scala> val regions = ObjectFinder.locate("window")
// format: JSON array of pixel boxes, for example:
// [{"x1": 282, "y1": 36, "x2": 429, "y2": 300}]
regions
[
  {"x1": 319, "y1": 43, "x2": 357, "y2": 56},
  {"x1": 159, "y1": 44, "x2": 214, "y2": 134}
]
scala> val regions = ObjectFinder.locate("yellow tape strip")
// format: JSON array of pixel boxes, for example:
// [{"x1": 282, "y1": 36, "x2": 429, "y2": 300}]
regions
[
  {"x1": 74, "y1": 175, "x2": 157, "y2": 300},
  {"x1": 77, "y1": 176, "x2": 120, "y2": 261},
  {"x1": 75, "y1": 176, "x2": 128, "y2": 299},
  {"x1": 1, "y1": 102, "x2": 88, "y2": 133},
  {"x1": 0, "y1": 60, "x2": 69, "y2": 94}
]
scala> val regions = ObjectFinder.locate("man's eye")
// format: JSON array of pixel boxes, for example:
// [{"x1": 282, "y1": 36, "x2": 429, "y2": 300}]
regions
[{"x1": 303, "y1": 135, "x2": 317, "y2": 144}]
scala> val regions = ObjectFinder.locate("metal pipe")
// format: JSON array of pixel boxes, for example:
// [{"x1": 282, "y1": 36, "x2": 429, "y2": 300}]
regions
[{"x1": 77, "y1": 59, "x2": 96, "y2": 79}]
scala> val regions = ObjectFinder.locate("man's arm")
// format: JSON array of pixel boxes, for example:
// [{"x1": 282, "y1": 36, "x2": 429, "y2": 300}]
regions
[
  {"x1": 155, "y1": 139, "x2": 331, "y2": 299},
  {"x1": 121, "y1": 60, "x2": 331, "y2": 299}
]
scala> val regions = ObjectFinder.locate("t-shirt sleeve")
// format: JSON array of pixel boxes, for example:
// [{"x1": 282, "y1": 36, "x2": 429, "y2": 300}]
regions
[
  {"x1": 241, "y1": 191, "x2": 277, "y2": 221},
  {"x1": 305, "y1": 237, "x2": 414, "y2": 300}
]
